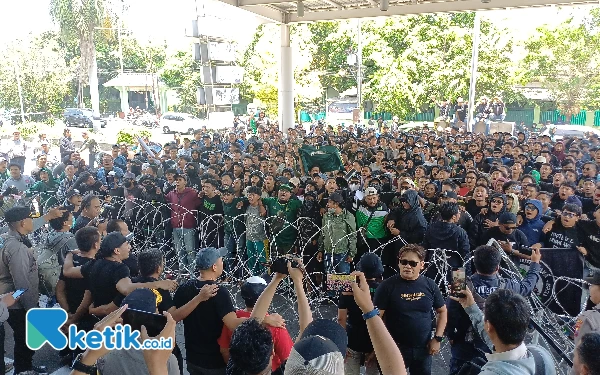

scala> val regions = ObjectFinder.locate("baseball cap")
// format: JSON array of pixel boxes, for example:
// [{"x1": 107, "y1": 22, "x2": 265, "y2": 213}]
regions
[
  {"x1": 221, "y1": 186, "x2": 235, "y2": 195},
  {"x1": 173, "y1": 173, "x2": 187, "y2": 181},
  {"x1": 440, "y1": 191, "x2": 458, "y2": 200},
  {"x1": 365, "y1": 187, "x2": 378, "y2": 196},
  {"x1": 121, "y1": 288, "x2": 158, "y2": 312},
  {"x1": 285, "y1": 319, "x2": 347, "y2": 375},
  {"x1": 196, "y1": 247, "x2": 228, "y2": 270},
  {"x1": 289, "y1": 177, "x2": 300, "y2": 188},
  {"x1": 498, "y1": 212, "x2": 517, "y2": 225},
  {"x1": 584, "y1": 271, "x2": 600, "y2": 285},
  {"x1": 66, "y1": 189, "x2": 82, "y2": 199},
  {"x1": 247, "y1": 186, "x2": 262, "y2": 196},
  {"x1": 240, "y1": 276, "x2": 267, "y2": 306},
  {"x1": 4, "y1": 206, "x2": 32, "y2": 223},
  {"x1": 101, "y1": 232, "x2": 128, "y2": 252},
  {"x1": 357, "y1": 253, "x2": 384, "y2": 279},
  {"x1": 535, "y1": 156, "x2": 546, "y2": 163},
  {"x1": 328, "y1": 192, "x2": 344, "y2": 204},
  {"x1": 278, "y1": 184, "x2": 292, "y2": 192}
]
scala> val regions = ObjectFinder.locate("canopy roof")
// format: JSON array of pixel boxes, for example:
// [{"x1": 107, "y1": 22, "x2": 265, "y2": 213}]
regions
[
  {"x1": 104, "y1": 73, "x2": 159, "y2": 91},
  {"x1": 215, "y1": 0, "x2": 596, "y2": 23}
]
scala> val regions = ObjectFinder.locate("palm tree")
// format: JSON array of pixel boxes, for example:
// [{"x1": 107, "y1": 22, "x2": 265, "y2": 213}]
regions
[{"x1": 49, "y1": 0, "x2": 105, "y2": 116}]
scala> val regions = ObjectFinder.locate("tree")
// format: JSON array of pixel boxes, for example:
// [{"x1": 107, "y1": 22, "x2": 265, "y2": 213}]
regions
[
  {"x1": 523, "y1": 12, "x2": 600, "y2": 122},
  {"x1": 0, "y1": 34, "x2": 73, "y2": 122},
  {"x1": 50, "y1": 0, "x2": 106, "y2": 116},
  {"x1": 161, "y1": 51, "x2": 202, "y2": 116},
  {"x1": 364, "y1": 14, "x2": 519, "y2": 118}
]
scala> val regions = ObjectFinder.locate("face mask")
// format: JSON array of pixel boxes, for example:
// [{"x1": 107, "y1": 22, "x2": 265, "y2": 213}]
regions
[{"x1": 349, "y1": 184, "x2": 359, "y2": 192}]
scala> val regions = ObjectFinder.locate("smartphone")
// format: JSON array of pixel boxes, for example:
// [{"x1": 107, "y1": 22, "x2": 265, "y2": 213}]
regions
[
  {"x1": 123, "y1": 308, "x2": 166, "y2": 337},
  {"x1": 12, "y1": 289, "x2": 27, "y2": 299},
  {"x1": 326, "y1": 274, "x2": 358, "y2": 293},
  {"x1": 451, "y1": 268, "x2": 466, "y2": 298}
]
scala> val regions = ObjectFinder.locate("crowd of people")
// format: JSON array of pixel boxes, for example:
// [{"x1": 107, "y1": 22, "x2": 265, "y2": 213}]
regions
[{"x1": 0, "y1": 118, "x2": 598, "y2": 375}]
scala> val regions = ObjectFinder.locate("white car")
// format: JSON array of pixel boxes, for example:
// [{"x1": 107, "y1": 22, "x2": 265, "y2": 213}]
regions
[
  {"x1": 160, "y1": 112, "x2": 205, "y2": 134},
  {"x1": 540, "y1": 124, "x2": 600, "y2": 140}
]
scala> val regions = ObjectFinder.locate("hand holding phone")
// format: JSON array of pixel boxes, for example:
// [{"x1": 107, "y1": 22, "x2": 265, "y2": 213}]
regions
[
  {"x1": 450, "y1": 268, "x2": 466, "y2": 298},
  {"x1": 327, "y1": 274, "x2": 358, "y2": 293}
]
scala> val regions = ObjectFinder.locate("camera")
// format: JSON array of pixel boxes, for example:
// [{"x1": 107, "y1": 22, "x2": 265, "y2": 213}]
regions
[{"x1": 270, "y1": 256, "x2": 300, "y2": 275}]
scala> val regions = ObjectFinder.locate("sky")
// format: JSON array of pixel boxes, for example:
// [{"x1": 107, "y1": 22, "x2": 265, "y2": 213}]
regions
[{"x1": 0, "y1": 1, "x2": 596, "y2": 51}]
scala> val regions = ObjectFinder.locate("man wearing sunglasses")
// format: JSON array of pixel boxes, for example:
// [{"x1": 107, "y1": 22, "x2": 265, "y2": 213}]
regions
[
  {"x1": 481, "y1": 212, "x2": 530, "y2": 262},
  {"x1": 374, "y1": 244, "x2": 447, "y2": 375},
  {"x1": 533, "y1": 203, "x2": 582, "y2": 251},
  {"x1": 518, "y1": 199, "x2": 545, "y2": 245}
]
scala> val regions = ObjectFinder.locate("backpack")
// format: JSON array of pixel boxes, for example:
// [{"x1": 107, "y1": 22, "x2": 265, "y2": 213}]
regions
[
  {"x1": 35, "y1": 233, "x2": 74, "y2": 296},
  {"x1": 458, "y1": 345, "x2": 549, "y2": 375}
]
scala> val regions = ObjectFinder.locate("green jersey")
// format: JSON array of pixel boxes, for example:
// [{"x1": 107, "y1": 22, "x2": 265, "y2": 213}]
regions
[{"x1": 262, "y1": 197, "x2": 302, "y2": 246}]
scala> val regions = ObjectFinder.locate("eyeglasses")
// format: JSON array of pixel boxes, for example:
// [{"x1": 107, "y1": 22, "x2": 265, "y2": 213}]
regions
[
  {"x1": 562, "y1": 212, "x2": 579, "y2": 218},
  {"x1": 491, "y1": 199, "x2": 504, "y2": 205},
  {"x1": 525, "y1": 204, "x2": 537, "y2": 211},
  {"x1": 399, "y1": 259, "x2": 419, "y2": 267}
]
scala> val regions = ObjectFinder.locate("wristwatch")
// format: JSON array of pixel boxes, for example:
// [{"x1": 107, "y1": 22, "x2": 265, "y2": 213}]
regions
[
  {"x1": 71, "y1": 353, "x2": 97, "y2": 375},
  {"x1": 434, "y1": 335, "x2": 444, "y2": 343}
]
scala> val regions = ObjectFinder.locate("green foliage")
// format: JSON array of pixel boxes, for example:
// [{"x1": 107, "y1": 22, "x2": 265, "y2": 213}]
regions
[
  {"x1": 364, "y1": 14, "x2": 520, "y2": 118},
  {"x1": 116, "y1": 128, "x2": 151, "y2": 145},
  {"x1": 523, "y1": 11, "x2": 600, "y2": 120},
  {"x1": 0, "y1": 35, "x2": 73, "y2": 121},
  {"x1": 160, "y1": 51, "x2": 202, "y2": 116}
]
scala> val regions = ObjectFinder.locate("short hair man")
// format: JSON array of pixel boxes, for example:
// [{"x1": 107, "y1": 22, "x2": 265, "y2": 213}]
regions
[
  {"x1": 217, "y1": 277, "x2": 293, "y2": 374},
  {"x1": 451, "y1": 289, "x2": 556, "y2": 375},
  {"x1": 573, "y1": 333, "x2": 600, "y2": 375}
]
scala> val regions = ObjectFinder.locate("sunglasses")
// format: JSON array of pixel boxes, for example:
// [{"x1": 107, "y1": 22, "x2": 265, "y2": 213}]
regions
[
  {"x1": 399, "y1": 259, "x2": 420, "y2": 267},
  {"x1": 562, "y1": 212, "x2": 578, "y2": 218},
  {"x1": 525, "y1": 204, "x2": 537, "y2": 211},
  {"x1": 491, "y1": 199, "x2": 504, "y2": 205}
]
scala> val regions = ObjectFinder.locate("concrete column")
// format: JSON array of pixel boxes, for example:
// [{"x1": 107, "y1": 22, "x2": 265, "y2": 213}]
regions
[
  {"x1": 278, "y1": 24, "x2": 294, "y2": 133},
  {"x1": 119, "y1": 86, "x2": 130, "y2": 115}
]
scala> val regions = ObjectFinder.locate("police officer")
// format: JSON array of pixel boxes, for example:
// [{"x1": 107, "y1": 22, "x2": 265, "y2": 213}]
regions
[
  {"x1": 574, "y1": 271, "x2": 600, "y2": 347},
  {"x1": 0, "y1": 206, "x2": 39, "y2": 374}
]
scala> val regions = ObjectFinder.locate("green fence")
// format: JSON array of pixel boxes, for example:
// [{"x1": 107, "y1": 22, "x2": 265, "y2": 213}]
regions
[
  {"x1": 405, "y1": 109, "x2": 435, "y2": 122},
  {"x1": 364, "y1": 112, "x2": 393, "y2": 121},
  {"x1": 505, "y1": 108, "x2": 535, "y2": 125},
  {"x1": 540, "y1": 110, "x2": 588, "y2": 125}
]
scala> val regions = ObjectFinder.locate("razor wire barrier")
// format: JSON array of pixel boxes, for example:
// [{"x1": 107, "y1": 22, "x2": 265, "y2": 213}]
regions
[{"x1": 2, "y1": 193, "x2": 586, "y2": 370}]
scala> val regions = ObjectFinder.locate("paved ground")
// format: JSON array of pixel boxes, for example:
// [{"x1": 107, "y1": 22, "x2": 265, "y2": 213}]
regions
[{"x1": 2, "y1": 287, "x2": 450, "y2": 375}]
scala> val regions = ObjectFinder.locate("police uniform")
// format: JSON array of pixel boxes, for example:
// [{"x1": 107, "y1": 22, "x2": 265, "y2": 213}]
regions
[
  {"x1": 0, "y1": 206, "x2": 38, "y2": 373},
  {"x1": 574, "y1": 272, "x2": 600, "y2": 347}
]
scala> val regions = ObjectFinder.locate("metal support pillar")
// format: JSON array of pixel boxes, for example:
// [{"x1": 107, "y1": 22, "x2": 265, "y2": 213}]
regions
[
  {"x1": 279, "y1": 24, "x2": 294, "y2": 132},
  {"x1": 467, "y1": 12, "x2": 480, "y2": 131}
]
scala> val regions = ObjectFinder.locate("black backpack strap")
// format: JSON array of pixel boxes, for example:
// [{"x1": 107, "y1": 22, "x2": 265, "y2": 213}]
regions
[{"x1": 527, "y1": 346, "x2": 546, "y2": 375}]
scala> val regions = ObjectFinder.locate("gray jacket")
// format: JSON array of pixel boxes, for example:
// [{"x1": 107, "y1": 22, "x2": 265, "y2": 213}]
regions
[
  {"x1": 464, "y1": 304, "x2": 556, "y2": 375},
  {"x1": 0, "y1": 230, "x2": 39, "y2": 310}
]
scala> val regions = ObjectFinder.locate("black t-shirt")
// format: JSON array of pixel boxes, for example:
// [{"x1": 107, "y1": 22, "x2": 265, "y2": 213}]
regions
[
  {"x1": 542, "y1": 221, "x2": 579, "y2": 249},
  {"x1": 81, "y1": 259, "x2": 130, "y2": 308},
  {"x1": 123, "y1": 254, "x2": 139, "y2": 277},
  {"x1": 113, "y1": 276, "x2": 174, "y2": 313},
  {"x1": 578, "y1": 220, "x2": 600, "y2": 268},
  {"x1": 339, "y1": 279, "x2": 380, "y2": 352},
  {"x1": 59, "y1": 254, "x2": 94, "y2": 314},
  {"x1": 173, "y1": 279, "x2": 235, "y2": 369},
  {"x1": 374, "y1": 274, "x2": 444, "y2": 348},
  {"x1": 480, "y1": 227, "x2": 529, "y2": 250},
  {"x1": 71, "y1": 215, "x2": 92, "y2": 233}
]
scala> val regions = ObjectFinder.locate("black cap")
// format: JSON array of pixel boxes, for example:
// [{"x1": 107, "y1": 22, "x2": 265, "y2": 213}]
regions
[
  {"x1": 121, "y1": 288, "x2": 157, "y2": 313},
  {"x1": 300, "y1": 319, "x2": 347, "y2": 354},
  {"x1": 440, "y1": 191, "x2": 458, "y2": 200},
  {"x1": 4, "y1": 206, "x2": 31, "y2": 223},
  {"x1": 357, "y1": 253, "x2": 384, "y2": 279},
  {"x1": 99, "y1": 232, "x2": 128, "y2": 255},
  {"x1": 221, "y1": 186, "x2": 235, "y2": 195},
  {"x1": 328, "y1": 192, "x2": 344, "y2": 204},
  {"x1": 498, "y1": 212, "x2": 517, "y2": 225},
  {"x1": 584, "y1": 271, "x2": 600, "y2": 286}
]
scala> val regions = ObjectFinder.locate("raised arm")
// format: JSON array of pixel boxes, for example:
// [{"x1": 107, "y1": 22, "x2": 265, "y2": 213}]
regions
[
  {"x1": 351, "y1": 272, "x2": 406, "y2": 375},
  {"x1": 250, "y1": 272, "x2": 287, "y2": 323}
]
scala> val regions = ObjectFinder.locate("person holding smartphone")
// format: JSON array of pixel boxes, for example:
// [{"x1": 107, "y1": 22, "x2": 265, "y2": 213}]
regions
[{"x1": 373, "y1": 244, "x2": 447, "y2": 375}]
